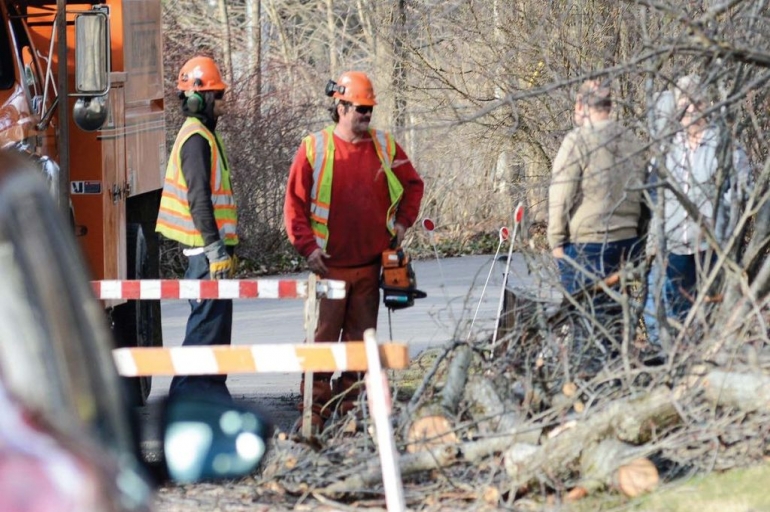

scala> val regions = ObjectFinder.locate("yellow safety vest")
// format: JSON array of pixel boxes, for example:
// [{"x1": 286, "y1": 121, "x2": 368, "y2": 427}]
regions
[
  {"x1": 156, "y1": 117, "x2": 238, "y2": 246},
  {"x1": 305, "y1": 125, "x2": 403, "y2": 249}
]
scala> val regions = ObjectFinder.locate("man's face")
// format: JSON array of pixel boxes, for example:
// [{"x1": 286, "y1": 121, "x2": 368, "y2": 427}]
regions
[
  {"x1": 339, "y1": 102, "x2": 373, "y2": 134},
  {"x1": 212, "y1": 90, "x2": 226, "y2": 118},
  {"x1": 677, "y1": 97, "x2": 702, "y2": 128}
]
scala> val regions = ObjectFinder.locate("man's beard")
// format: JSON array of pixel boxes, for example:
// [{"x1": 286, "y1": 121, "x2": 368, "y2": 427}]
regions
[{"x1": 353, "y1": 117, "x2": 371, "y2": 133}]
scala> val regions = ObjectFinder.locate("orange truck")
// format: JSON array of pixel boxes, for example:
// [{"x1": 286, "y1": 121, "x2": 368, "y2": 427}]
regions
[{"x1": 0, "y1": 0, "x2": 165, "y2": 404}]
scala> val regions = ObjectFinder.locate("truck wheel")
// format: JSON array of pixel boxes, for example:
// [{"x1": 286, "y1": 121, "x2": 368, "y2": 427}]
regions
[{"x1": 112, "y1": 223, "x2": 161, "y2": 406}]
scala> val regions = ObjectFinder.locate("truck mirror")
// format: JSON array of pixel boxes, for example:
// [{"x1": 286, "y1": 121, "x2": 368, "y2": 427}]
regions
[
  {"x1": 73, "y1": 96, "x2": 108, "y2": 131},
  {"x1": 74, "y1": 11, "x2": 109, "y2": 95}
]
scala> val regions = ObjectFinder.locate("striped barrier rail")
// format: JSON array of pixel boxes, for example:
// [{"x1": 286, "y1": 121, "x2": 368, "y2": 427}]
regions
[
  {"x1": 91, "y1": 278, "x2": 346, "y2": 300},
  {"x1": 112, "y1": 342, "x2": 409, "y2": 377}
]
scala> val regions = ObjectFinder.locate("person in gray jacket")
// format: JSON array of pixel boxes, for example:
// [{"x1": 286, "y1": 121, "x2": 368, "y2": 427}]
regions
[{"x1": 646, "y1": 74, "x2": 751, "y2": 335}]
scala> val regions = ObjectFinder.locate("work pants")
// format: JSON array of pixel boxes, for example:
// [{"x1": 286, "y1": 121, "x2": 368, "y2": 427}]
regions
[
  {"x1": 169, "y1": 251, "x2": 233, "y2": 401},
  {"x1": 300, "y1": 262, "x2": 380, "y2": 420},
  {"x1": 557, "y1": 237, "x2": 641, "y2": 295},
  {"x1": 664, "y1": 250, "x2": 715, "y2": 322}
]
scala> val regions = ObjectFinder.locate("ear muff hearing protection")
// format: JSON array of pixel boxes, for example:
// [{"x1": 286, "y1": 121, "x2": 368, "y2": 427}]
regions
[{"x1": 185, "y1": 90, "x2": 205, "y2": 114}]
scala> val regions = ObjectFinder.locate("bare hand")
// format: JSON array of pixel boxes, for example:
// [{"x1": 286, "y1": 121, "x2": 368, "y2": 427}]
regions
[
  {"x1": 394, "y1": 223, "x2": 406, "y2": 247},
  {"x1": 552, "y1": 246, "x2": 565, "y2": 259},
  {"x1": 307, "y1": 248, "x2": 330, "y2": 276}
]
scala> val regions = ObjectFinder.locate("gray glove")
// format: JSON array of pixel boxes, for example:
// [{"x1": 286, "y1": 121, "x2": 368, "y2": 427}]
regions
[{"x1": 204, "y1": 240, "x2": 234, "y2": 280}]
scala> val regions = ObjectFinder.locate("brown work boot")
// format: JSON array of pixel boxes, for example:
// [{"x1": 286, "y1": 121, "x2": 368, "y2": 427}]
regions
[
  {"x1": 332, "y1": 372, "x2": 363, "y2": 410},
  {"x1": 326, "y1": 373, "x2": 366, "y2": 435}
]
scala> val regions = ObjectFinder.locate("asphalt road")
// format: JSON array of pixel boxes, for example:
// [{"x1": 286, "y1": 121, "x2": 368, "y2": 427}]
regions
[{"x1": 139, "y1": 253, "x2": 532, "y2": 443}]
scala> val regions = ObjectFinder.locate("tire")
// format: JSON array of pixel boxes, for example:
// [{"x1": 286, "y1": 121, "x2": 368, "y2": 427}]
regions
[{"x1": 112, "y1": 223, "x2": 161, "y2": 406}]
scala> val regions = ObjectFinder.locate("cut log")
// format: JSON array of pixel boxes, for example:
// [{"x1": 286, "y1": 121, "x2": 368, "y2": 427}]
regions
[
  {"x1": 702, "y1": 370, "x2": 770, "y2": 413},
  {"x1": 580, "y1": 439, "x2": 634, "y2": 492},
  {"x1": 463, "y1": 376, "x2": 523, "y2": 435},
  {"x1": 406, "y1": 415, "x2": 458, "y2": 453},
  {"x1": 504, "y1": 387, "x2": 679, "y2": 489},
  {"x1": 616, "y1": 457, "x2": 659, "y2": 497},
  {"x1": 579, "y1": 439, "x2": 657, "y2": 496},
  {"x1": 565, "y1": 486, "x2": 588, "y2": 502}
]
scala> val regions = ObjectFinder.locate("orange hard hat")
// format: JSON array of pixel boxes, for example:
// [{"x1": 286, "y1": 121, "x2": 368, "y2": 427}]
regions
[
  {"x1": 177, "y1": 56, "x2": 227, "y2": 92},
  {"x1": 330, "y1": 71, "x2": 377, "y2": 106}
]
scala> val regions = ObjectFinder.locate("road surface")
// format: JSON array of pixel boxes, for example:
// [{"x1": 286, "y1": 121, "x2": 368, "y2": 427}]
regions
[{"x1": 140, "y1": 253, "x2": 533, "y2": 443}]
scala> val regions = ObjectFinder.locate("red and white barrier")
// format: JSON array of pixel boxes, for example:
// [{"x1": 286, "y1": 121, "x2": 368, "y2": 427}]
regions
[{"x1": 91, "y1": 278, "x2": 346, "y2": 300}]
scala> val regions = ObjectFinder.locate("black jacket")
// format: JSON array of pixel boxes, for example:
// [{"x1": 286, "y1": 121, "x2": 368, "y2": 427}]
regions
[{"x1": 179, "y1": 104, "x2": 223, "y2": 247}]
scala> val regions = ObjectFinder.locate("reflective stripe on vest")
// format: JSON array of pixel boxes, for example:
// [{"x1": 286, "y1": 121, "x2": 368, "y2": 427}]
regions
[
  {"x1": 304, "y1": 125, "x2": 403, "y2": 249},
  {"x1": 156, "y1": 117, "x2": 238, "y2": 246}
]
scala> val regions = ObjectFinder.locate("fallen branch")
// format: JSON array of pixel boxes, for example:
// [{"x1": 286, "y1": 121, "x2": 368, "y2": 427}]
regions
[
  {"x1": 702, "y1": 370, "x2": 770, "y2": 413},
  {"x1": 322, "y1": 434, "x2": 533, "y2": 495},
  {"x1": 504, "y1": 386, "x2": 681, "y2": 488}
]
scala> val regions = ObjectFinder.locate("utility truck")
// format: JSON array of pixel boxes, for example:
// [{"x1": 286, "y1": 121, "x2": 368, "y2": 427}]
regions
[{"x1": 0, "y1": 0, "x2": 166, "y2": 404}]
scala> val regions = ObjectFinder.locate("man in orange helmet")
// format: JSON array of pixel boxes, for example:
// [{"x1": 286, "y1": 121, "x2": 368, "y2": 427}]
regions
[
  {"x1": 284, "y1": 71, "x2": 424, "y2": 433},
  {"x1": 156, "y1": 56, "x2": 238, "y2": 401}
]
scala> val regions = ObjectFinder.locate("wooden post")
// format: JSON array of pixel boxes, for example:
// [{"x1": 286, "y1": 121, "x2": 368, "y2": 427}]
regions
[
  {"x1": 302, "y1": 273, "x2": 318, "y2": 439},
  {"x1": 364, "y1": 328, "x2": 405, "y2": 511}
]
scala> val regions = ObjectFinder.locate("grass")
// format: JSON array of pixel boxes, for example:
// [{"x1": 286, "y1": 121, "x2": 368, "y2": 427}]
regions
[{"x1": 567, "y1": 463, "x2": 770, "y2": 512}]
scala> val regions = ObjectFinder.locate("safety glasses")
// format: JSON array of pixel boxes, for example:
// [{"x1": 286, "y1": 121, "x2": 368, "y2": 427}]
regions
[{"x1": 353, "y1": 105, "x2": 373, "y2": 114}]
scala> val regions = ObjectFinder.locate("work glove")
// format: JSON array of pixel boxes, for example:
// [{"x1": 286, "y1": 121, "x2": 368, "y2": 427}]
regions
[{"x1": 204, "y1": 240, "x2": 236, "y2": 280}]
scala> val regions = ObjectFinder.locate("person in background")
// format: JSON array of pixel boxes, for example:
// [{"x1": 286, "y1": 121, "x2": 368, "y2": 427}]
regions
[
  {"x1": 156, "y1": 56, "x2": 238, "y2": 401},
  {"x1": 284, "y1": 71, "x2": 424, "y2": 433},
  {"x1": 645, "y1": 74, "x2": 751, "y2": 348},
  {"x1": 547, "y1": 79, "x2": 647, "y2": 369},
  {"x1": 548, "y1": 79, "x2": 646, "y2": 296}
]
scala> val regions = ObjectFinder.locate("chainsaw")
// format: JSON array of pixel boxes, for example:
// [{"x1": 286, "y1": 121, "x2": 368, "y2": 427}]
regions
[{"x1": 380, "y1": 246, "x2": 427, "y2": 310}]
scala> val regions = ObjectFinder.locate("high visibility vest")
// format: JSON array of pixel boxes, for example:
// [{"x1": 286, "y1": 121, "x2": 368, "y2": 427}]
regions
[
  {"x1": 305, "y1": 125, "x2": 403, "y2": 250},
  {"x1": 156, "y1": 117, "x2": 238, "y2": 246}
]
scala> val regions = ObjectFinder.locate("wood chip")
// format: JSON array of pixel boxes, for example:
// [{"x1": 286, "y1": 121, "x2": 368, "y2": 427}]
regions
[
  {"x1": 565, "y1": 486, "x2": 588, "y2": 502},
  {"x1": 482, "y1": 486, "x2": 500, "y2": 504},
  {"x1": 562, "y1": 381, "x2": 577, "y2": 397},
  {"x1": 547, "y1": 420, "x2": 577, "y2": 439}
]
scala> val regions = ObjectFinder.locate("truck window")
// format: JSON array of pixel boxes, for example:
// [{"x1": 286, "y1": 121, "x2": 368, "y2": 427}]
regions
[{"x1": 0, "y1": 14, "x2": 14, "y2": 89}]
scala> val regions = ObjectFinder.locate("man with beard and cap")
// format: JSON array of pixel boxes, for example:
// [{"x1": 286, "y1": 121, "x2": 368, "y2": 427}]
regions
[
  {"x1": 156, "y1": 56, "x2": 238, "y2": 401},
  {"x1": 284, "y1": 71, "x2": 424, "y2": 434}
]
